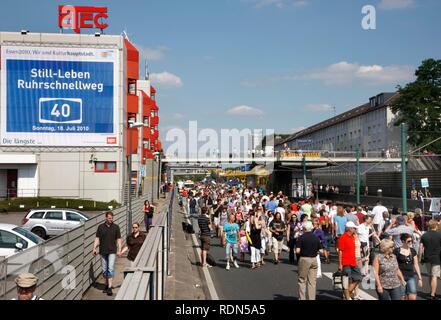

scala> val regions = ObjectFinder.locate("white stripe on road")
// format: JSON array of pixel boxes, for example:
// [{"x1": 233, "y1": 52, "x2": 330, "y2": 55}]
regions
[
  {"x1": 322, "y1": 272, "x2": 377, "y2": 300},
  {"x1": 183, "y1": 205, "x2": 220, "y2": 300}
]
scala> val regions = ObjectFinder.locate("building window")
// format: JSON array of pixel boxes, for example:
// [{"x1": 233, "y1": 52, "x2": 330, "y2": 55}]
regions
[
  {"x1": 95, "y1": 161, "x2": 117, "y2": 173},
  {"x1": 128, "y1": 79, "x2": 137, "y2": 95},
  {"x1": 128, "y1": 114, "x2": 136, "y2": 126}
]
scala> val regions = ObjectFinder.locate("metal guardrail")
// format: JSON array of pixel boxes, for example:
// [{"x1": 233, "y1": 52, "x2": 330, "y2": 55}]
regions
[
  {"x1": 115, "y1": 188, "x2": 174, "y2": 300},
  {"x1": 0, "y1": 196, "x2": 149, "y2": 300}
]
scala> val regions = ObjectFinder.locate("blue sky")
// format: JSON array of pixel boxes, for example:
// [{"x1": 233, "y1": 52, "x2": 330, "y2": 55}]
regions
[{"x1": 1, "y1": 0, "x2": 440, "y2": 146}]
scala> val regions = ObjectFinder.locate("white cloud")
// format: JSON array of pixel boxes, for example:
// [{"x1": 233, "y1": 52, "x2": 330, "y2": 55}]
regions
[
  {"x1": 246, "y1": 0, "x2": 309, "y2": 9},
  {"x1": 150, "y1": 72, "x2": 183, "y2": 88},
  {"x1": 172, "y1": 113, "x2": 184, "y2": 119},
  {"x1": 241, "y1": 61, "x2": 414, "y2": 87},
  {"x1": 136, "y1": 45, "x2": 168, "y2": 61},
  {"x1": 379, "y1": 0, "x2": 414, "y2": 10},
  {"x1": 227, "y1": 105, "x2": 264, "y2": 116},
  {"x1": 302, "y1": 61, "x2": 415, "y2": 85},
  {"x1": 303, "y1": 104, "x2": 334, "y2": 112}
]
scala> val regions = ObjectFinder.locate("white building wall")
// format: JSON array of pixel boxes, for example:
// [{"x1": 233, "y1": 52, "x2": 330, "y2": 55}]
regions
[
  {"x1": 288, "y1": 104, "x2": 401, "y2": 154},
  {"x1": 0, "y1": 164, "x2": 38, "y2": 198},
  {"x1": 17, "y1": 165, "x2": 38, "y2": 197}
]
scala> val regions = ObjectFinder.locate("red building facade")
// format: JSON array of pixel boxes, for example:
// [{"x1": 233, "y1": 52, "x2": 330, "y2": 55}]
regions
[{"x1": 123, "y1": 39, "x2": 162, "y2": 164}]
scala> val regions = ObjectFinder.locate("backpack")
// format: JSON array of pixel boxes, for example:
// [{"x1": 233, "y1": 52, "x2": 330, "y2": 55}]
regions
[{"x1": 190, "y1": 199, "x2": 197, "y2": 208}]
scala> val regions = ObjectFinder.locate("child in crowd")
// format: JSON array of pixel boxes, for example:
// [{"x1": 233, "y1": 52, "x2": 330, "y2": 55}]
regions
[{"x1": 239, "y1": 228, "x2": 248, "y2": 262}]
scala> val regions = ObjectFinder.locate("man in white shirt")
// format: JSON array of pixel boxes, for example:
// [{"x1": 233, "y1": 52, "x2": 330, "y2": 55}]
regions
[
  {"x1": 275, "y1": 203, "x2": 286, "y2": 222},
  {"x1": 371, "y1": 201, "x2": 388, "y2": 233},
  {"x1": 329, "y1": 204, "x2": 338, "y2": 224},
  {"x1": 357, "y1": 215, "x2": 380, "y2": 276}
]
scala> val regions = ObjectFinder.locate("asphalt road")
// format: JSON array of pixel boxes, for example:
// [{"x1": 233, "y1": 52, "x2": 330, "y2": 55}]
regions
[{"x1": 204, "y1": 233, "x2": 440, "y2": 300}]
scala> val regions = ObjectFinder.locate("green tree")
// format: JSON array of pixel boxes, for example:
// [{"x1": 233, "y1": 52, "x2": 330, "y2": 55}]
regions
[{"x1": 390, "y1": 59, "x2": 441, "y2": 154}]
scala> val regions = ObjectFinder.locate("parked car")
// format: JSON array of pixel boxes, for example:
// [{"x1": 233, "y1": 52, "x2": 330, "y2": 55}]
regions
[
  {"x1": 0, "y1": 223, "x2": 44, "y2": 259},
  {"x1": 21, "y1": 208, "x2": 90, "y2": 239},
  {"x1": 0, "y1": 223, "x2": 66, "y2": 299}
]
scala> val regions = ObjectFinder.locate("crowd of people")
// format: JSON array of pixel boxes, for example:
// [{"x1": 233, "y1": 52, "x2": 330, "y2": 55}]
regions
[{"x1": 181, "y1": 183, "x2": 441, "y2": 300}]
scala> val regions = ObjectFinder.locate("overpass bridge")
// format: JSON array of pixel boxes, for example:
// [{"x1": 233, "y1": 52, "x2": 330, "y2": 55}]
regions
[{"x1": 163, "y1": 150, "x2": 405, "y2": 167}]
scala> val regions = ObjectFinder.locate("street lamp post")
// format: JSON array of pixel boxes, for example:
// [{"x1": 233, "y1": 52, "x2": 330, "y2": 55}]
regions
[
  {"x1": 356, "y1": 149, "x2": 360, "y2": 206},
  {"x1": 153, "y1": 151, "x2": 162, "y2": 200},
  {"x1": 401, "y1": 123, "x2": 407, "y2": 212},
  {"x1": 127, "y1": 121, "x2": 146, "y2": 236},
  {"x1": 302, "y1": 156, "x2": 307, "y2": 198}
]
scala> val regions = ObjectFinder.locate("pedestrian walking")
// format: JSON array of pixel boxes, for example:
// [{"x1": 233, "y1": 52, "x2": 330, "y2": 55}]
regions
[
  {"x1": 143, "y1": 200, "x2": 156, "y2": 233},
  {"x1": 198, "y1": 207, "x2": 213, "y2": 268},
  {"x1": 189, "y1": 195, "x2": 197, "y2": 215},
  {"x1": 373, "y1": 239, "x2": 407, "y2": 300},
  {"x1": 250, "y1": 209, "x2": 262, "y2": 269},
  {"x1": 419, "y1": 219, "x2": 441, "y2": 300},
  {"x1": 334, "y1": 206, "x2": 348, "y2": 252},
  {"x1": 372, "y1": 201, "x2": 388, "y2": 233},
  {"x1": 93, "y1": 211, "x2": 122, "y2": 296},
  {"x1": 222, "y1": 213, "x2": 240, "y2": 270},
  {"x1": 357, "y1": 215, "x2": 380, "y2": 277},
  {"x1": 269, "y1": 212, "x2": 286, "y2": 264},
  {"x1": 394, "y1": 233, "x2": 423, "y2": 300},
  {"x1": 319, "y1": 209, "x2": 332, "y2": 264},
  {"x1": 13, "y1": 273, "x2": 43, "y2": 300},
  {"x1": 121, "y1": 222, "x2": 146, "y2": 267},
  {"x1": 296, "y1": 221, "x2": 322, "y2": 300},
  {"x1": 384, "y1": 215, "x2": 414, "y2": 248},
  {"x1": 286, "y1": 212, "x2": 298, "y2": 264},
  {"x1": 338, "y1": 221, "x2": 363, "y2": 300}
]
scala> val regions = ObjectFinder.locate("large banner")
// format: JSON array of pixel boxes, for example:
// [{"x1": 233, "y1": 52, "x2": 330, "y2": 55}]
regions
[{"x1": 1, "y1": 45, "x2": 119, "y2": 146}]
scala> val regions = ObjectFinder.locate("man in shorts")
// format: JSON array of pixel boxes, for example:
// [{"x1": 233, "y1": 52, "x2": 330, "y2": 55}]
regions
[
  {"x1": 198, "y1": 207, "x2": 213, "y2": 268},
  {"x1": 338, "y1": 221, "x2": 363, "y2": 300},
  {"x1": 419, "y1": 219, "x2": 441, "y2": 300}
]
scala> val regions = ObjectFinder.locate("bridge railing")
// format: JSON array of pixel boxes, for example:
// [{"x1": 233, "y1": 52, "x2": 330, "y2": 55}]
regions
[
  {"x1": 163, "y1": 150, "x2": 402, "y2": 162},
  {"x1": 0, "y1": 196, "x2": 148, "y2": 300},
  {"x1": 115, "y1": 188, "x2": 174, "y2": 300}
]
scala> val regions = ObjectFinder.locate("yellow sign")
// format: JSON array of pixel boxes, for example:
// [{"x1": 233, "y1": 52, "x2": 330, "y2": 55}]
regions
[{"x1": 280, "y1": 151, "x2": 321, "y2": 159}]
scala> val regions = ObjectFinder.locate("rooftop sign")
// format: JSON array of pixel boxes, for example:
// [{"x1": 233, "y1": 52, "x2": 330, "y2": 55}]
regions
[{"x1": 58, "y1": 5, "x2": 108, "y2": 34}]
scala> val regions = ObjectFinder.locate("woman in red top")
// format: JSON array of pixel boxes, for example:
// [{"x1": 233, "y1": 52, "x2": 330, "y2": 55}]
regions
[
  {"x1": 144, "y1": 200, "x2": 156, "y2": 233},
  {"x1": 291, "y1": 203, "x2": 299, "y2": 213}
]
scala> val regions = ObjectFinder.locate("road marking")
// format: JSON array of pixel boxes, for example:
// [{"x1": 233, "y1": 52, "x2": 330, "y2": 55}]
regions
[
  {"x1": 322, "y1": 272, "x2": 377, "y2": 300},
  {"x1": 182, "y1": 204, "x2": 219, "y2": 300}
]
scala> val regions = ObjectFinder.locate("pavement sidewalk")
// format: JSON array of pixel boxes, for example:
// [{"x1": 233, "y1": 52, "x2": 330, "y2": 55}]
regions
[
  {"x1": 164, "y1": 196, "x2": 207, "y2": 300},
  {"x1": 82, "y1": 196, "x2": 167, "y2": 300}
]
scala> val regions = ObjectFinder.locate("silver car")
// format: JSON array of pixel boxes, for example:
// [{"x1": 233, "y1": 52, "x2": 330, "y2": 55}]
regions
[{"x1": 21, "y1": 209, "x2": 90, "y2": 239}]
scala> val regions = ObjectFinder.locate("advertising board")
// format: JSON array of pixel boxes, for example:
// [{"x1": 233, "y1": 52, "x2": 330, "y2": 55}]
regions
[{"x1": 1, "y1": 45, "x2": 120, "y2": 146}]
